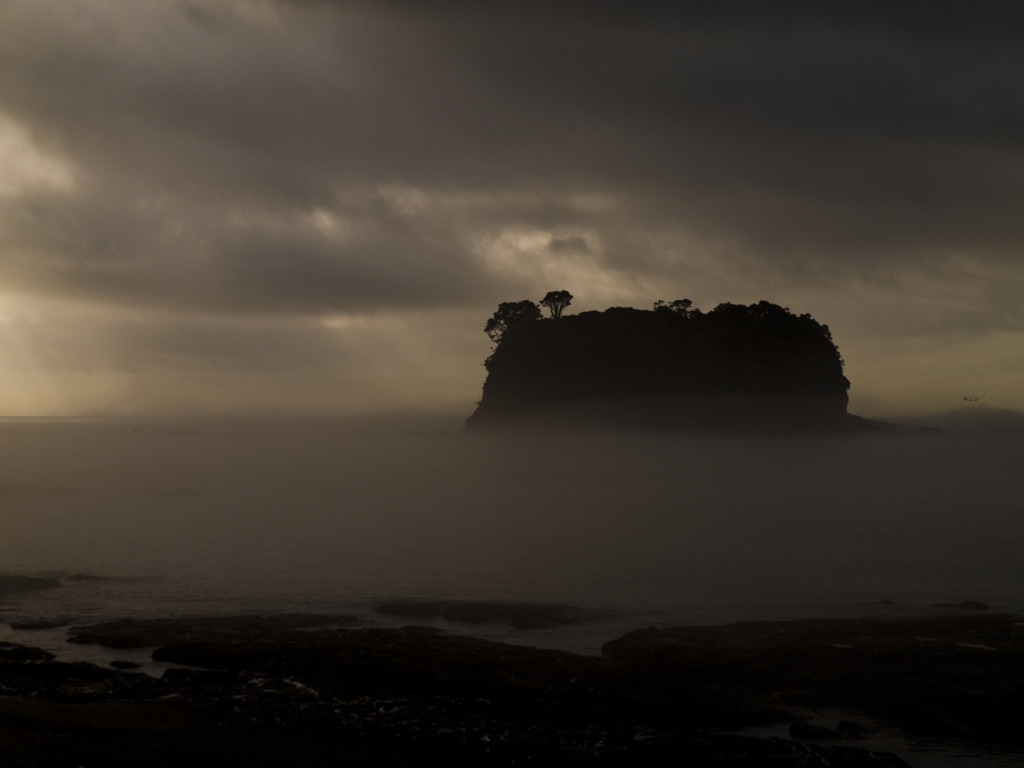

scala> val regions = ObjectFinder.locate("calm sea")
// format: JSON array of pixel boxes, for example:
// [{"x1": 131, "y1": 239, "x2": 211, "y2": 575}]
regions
[{"x1": 2, "y1": 417, "x2": 1022, "y2": 658}]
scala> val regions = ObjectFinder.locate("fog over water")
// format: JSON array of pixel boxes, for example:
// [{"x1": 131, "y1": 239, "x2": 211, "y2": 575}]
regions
[{"x1": 2, "y1": 418, "x2": 1022, "y2": 655}]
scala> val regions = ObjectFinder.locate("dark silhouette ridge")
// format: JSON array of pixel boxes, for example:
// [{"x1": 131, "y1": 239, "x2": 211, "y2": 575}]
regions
[{"x1": 468, "y1": 296, "x2": 861, "y2": 432}]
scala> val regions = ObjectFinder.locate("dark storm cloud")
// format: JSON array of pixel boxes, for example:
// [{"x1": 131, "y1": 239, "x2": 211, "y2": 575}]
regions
[
  {"x1": 428, "y1": 0, "x2": 1024, "y2": 265},
  {"x1": 1, "y1": 0, "x2": 1022, "y2": 320},
  {"x1": 1, "y1": 182, "x2": 486, "y2": 312},
  {"x1": 0, "y1": 0, "x2": 501, "y2": 313}
]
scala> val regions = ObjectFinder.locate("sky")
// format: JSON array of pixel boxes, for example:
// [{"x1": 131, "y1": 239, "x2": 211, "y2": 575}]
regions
[{"x1": 0, "y1": 0, "x2": 1022, "y2": 420}]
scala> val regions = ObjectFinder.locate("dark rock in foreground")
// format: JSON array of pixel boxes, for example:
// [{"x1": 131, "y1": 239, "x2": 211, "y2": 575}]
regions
[
  {"x1": 8, "y1": 613, "x2": 1024, "y2": 765},
  {"x1": 603, "y1": 614, "x2": 1024, "y2": 742},
  {"x1": 376, "y1": 599, "x2": 598, "y2": 629}
]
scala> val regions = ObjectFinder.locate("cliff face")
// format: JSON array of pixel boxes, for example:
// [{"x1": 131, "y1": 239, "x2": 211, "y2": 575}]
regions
[{"x1": 466, "y1": 301, "x2": 851, "y2": 431}]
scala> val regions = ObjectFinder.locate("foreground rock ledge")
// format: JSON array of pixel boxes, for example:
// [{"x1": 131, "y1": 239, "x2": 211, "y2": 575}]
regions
[{"x1": 3, "y1": 614, "x2": 1024, "y2": 766}]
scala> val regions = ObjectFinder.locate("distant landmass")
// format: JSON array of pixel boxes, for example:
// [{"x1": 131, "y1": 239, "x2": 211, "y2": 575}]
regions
[
  {"x1": 894, "y1": 406, "x2": 1024, "y2": 436},
  {"x1": 467, "y1": 294, "x2": 864, "y2": 432}
]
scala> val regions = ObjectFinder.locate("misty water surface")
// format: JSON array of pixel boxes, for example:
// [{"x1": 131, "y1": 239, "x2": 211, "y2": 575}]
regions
[{"x1": 1, "y1": 418, "x2": 1022, "y2": 650}]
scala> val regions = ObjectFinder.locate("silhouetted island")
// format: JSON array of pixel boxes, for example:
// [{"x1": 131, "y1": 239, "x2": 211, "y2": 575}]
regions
[{"x1": 467, "y1": 294, "x2": 859, "y2": 432}]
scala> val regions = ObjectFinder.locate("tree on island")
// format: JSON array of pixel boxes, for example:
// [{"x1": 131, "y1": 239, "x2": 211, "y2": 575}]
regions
[
  {"x1": 540, "y1": 290, "x2": 573, "y2": 319},
  {"x1": 484, "y1": 300, "x2": 542, "y2": 344},
  {"x1": 653, "y1": 298, "x2": 697, "y2": 318}
]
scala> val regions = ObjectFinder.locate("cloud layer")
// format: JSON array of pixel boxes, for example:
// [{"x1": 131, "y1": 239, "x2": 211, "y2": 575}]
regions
[{"x1": 1, "y1": 0, "x2": 1022, "y2": 416}]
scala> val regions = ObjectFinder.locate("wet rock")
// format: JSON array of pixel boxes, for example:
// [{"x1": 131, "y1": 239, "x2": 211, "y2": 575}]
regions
[
  {"x1": 0, "y1": 575, "x2": 61, "y2": 596},
  {"x1": 376, "y1": 599, "x2": 444, "y2": 616},
  {"x1": 930, "y1": 600, "x2": 990, "y2": 611},
  {"x1": 9, "y1": 617, "x2": 73, "y2": 630},
  {"x1": 1, "y1": 642, "x2": 55, "y2": 662},
  {"x1": 0, "y1": 654, "x2": 163, "y2": 702},
  {"x1": 790, "y1": 720, "x2": 863, "y2": 740},
  {"x1": 440, "y1": 600, "x2": 592, "y2": 628},
  {"x1": 603, "y1": 614, "x2": 1024, "y2": 742},
  {"x1": 161, "y1": 667, "x2": 241, "y2": 687},
  {"x1": 68, "y1": 614, "x2": 358, "y2": 648},
  {"x1": 837, "y1": 720, "x2": 873, "y2": 738},
  {"x1": 0, "y1": 616, "x2": 930, "y2": 767},
  {"x1": 150, "y1": 625, "x2": 604, "y2": 699},
  {"x1": 376, "y1": 599, "x2": 596, "y2": 629}
]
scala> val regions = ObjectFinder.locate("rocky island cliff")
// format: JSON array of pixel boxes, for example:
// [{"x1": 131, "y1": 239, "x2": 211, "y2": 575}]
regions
[{"x1": 467, "y1": 294, "x2": 852, "y2": 431}]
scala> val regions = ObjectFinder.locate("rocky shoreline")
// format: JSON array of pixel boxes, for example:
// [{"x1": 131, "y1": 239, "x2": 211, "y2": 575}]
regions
[{"x1": 3, "y1": 612, "x2": 1024, "y2": 766}]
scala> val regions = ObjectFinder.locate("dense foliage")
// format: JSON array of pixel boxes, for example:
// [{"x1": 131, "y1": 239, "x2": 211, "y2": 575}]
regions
[{"x1": 467, "y1": 297, "x2": 851, "y2": 430}]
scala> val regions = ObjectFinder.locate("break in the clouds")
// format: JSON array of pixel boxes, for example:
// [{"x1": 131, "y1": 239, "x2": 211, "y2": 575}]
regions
[{"x1": 0, "y1": 0, "x2": 1022, "y2": 416}]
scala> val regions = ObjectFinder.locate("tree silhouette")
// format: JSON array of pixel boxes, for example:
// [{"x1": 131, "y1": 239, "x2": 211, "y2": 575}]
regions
[
  {"x1": 540, "y1": 290, "x2": 573, "y2": 319},
  {"x1": 484, "y1": 300, "x2": 542, "y2": 344},
  {"x1": 653, "y1": 299, "x2": 696, "y2": 317}
]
